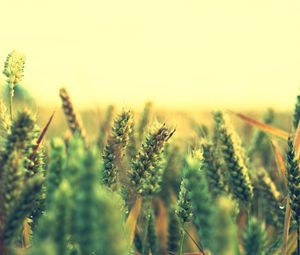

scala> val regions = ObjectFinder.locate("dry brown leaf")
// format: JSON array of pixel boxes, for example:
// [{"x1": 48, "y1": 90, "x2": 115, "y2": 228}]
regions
[
  {"x1": 125, "y1": 196, "x2": 142, "y2": 245},
  {"x1": 229, "y1": 111, "x2": 289, "y2": 140},
  {"x1": 294, "y1": 120, "x2": 300, "y2": 159},
  {"x1": 22, "y1": 219, "x2": 31, "y2": 248},
  {"x1": 271, "y1": 140, "x2": 288, "y2": 189}
]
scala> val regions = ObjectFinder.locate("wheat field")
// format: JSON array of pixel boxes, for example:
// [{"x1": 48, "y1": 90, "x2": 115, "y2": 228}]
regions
[{"x1": 0, "y1": 50, "x2": 300, "y2": 255}]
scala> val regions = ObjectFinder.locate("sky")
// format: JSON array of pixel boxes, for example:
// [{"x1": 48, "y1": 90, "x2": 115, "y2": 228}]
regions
[{"x1": 1, "y1": 0, "x2": 300, "y2": 110}]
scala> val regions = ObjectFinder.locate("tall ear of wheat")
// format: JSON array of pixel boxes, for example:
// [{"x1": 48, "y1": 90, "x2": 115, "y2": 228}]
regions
[
  {"x1": 2, "y1": 50, "x2": 26, "y2": 120},
  {"x1": 294, "y1": 94, "x2": 300, "y2": 130},
  {"x1": 129, "y1": 124, "x2": 175, "y2": 197},
  {"x1": 201, "y1": 141, "x2": 227, "y2": 198},
  {"x1": 102, "y1": 110, "x2": 133, "y2": 189},
  {"x1": 59, "y1": 88, "x2": 86, "y2": 146},
  {"x1": 183, "y1": 152, "x2": 215, "y2": 253},
  {"x1": 286, "y1": 136, "x2": 300, "y2": 246},
  {"x1": 213, "y1": 111, "x2": 253, "y2": 207},
  {"x1": 2, "y1": 175, "x2": 43, "y2": 247},
  {"x1": 176, "y1": 179, "x2": 193, "y2": 224},
  {"x1": 256, "y1": 169, "x2": 285, "y2": 231}
]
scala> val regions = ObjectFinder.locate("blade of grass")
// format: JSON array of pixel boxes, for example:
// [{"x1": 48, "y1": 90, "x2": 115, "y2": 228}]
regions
[
  {"x1": 229, "y1": 111, "x2": 289, "y2": 140},
  {"x1": 34, "y1": 110, "x2": 56, "y2": 152},
  {"x1": 183, "y1": 227, "x2": 206, "y2": 255},
  {"x1": 287, "y1": 231, "x2": 297, "y2": 254},
  {"x1": 271, "y1": 140, "x2": 288, "y2": 190},
  {"x1": 294, "y1": 120, "x2": 300, "y2": 159},
  {"x1": 125, "y1": 196, "x2": 142, "y2": 245},
  {"x1": 22, "y1": 219, "x2": 31, "y2": 248}
]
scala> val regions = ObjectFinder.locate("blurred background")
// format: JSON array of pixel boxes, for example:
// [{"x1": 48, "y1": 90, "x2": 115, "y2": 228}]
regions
[{"x1": 1, "y1": 0, "x2": 300, "y2": 111}]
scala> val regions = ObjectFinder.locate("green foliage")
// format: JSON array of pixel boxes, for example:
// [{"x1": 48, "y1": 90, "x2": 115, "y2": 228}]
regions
[{"x1": 3, "y1": 50, "x2": 300, "y2": 255}]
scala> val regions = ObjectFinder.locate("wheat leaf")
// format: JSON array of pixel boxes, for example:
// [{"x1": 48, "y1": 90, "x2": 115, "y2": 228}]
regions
[
  {"x1": 229, "y1": 111, "x2": 289, "y2": 140},
  {"x1": 271, "y1": 140, "x2": 288, "y2": 189},
  {"x1": 125, "y1": 196, "x2": 142, "y2": 244},
  {"x1": 282, "y1": 198, "x2": 292, "y2": 255}
]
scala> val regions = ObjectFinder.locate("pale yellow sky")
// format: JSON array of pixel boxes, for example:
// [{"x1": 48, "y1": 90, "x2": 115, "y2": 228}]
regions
[{"x1": 1, "y1": 0, "x2": 300, "y2": 110}]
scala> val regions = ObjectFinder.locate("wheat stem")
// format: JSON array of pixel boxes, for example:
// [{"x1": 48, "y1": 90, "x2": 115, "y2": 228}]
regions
[{"x1": 178, "y1": 227, "x2": 185, "y2": 255}]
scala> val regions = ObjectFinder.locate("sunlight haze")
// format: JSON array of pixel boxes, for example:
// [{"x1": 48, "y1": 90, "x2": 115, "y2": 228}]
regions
[{"x1": 1, "y1": 0, "x2": 300, "y2": 110}]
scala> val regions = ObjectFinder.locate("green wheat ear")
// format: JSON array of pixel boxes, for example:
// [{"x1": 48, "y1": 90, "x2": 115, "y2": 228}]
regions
[
  {"x1": 176, "y1": 179, "x2": 193, "y2": 224},
  {"x1": 286, "y1": 137, "x2": 300, "y2": 225},
  {"x1": 3, "y1": 50, "x2": 26, "y2": 120},
  {"x1": 294, "y1": 94, "x2": 300, "y2": 129},
  {"x1": 102, "y1": 110, "x2": 133, "y2": 189},
  {"x1": 2, "y1": 175, "x2": 44, "y2": 245},
  {"x1": 243, "y1": 217, "x2": 267, "y2": 255},
  {"x1": 256, "y1": 169, "x2": 284, "y2": 231},
  {"x1": 183, "y1": 152, "x2": 215, "y2": 252},
  {"x1": 201, "y1": 140, "x2": 227, "y2": 198},
  {"x1": 129, "y1": 123, "x2": 175, "y2": 197},
  {"x1": 59, "y1": 88, "x2": 87, "y2": 146},
  {"x1": 213, "y1": 111, "x2": 253, "y2": 207}
]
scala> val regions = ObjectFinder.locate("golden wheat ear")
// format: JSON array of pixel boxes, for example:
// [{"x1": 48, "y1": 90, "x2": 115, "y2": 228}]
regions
[{"x1": 59, "y1": 88, "x2": 87, "y2": 146}]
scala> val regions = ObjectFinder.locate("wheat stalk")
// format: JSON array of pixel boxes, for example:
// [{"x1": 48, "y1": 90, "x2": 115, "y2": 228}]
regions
[{"x1": 59, "y1": 88, "x2": 86, "y2": 146}]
